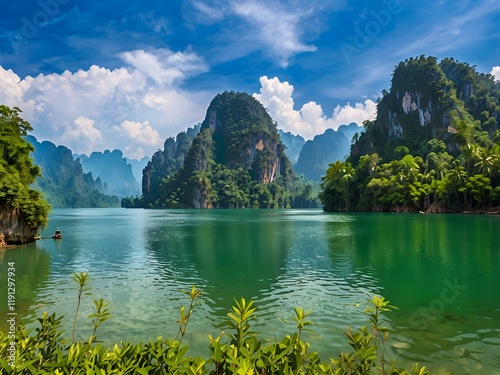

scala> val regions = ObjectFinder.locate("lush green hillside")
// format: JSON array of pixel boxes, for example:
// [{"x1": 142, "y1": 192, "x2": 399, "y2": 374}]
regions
[
  {"x1": 27, "y1": 136, "x2": 119, "y2": 208},
  {"x1": 321, "y1": 56, "x2": 500, "y2": 212},
  {"x1": 139, "y1": 125, "x2": 200, "y2": 206},
  {"x1": 0, "y1": 106, "x2": 50, "y2": 243},
  {"x1": 125, "y1": 92, "x2": 318, "y2": 209}
]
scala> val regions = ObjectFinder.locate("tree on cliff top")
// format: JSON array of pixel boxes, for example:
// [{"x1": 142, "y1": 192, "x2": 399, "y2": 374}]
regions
[
  {"x1": 320, "y1": 57, "x2": 500, "y2": 213},
  {"x1": 0, "y1": 105, "x2": 50, "y2": 230}
]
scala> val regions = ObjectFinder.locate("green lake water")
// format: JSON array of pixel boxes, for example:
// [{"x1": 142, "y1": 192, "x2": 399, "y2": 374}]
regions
[{"x1": 1, "y1": 209, "x2": 499, "y2": 373}]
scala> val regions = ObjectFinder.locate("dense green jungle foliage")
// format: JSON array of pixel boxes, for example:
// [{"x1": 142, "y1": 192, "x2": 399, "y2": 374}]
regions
[
  {"x1": 0, "y1": 105, "x2": 50, "y2": 228},
  {"x1": 0, "y1": 274, "x2": 430, "y2": 375},
  {"x1": 321, "y1": 57, "x2": 500, "y2": 212},
  {"x1": 140, "y1": 125, "x2": 201, "y2": 205},
  {"x1": 124, "y1": 92, "x2": 319, "y2": 209},
  {"x1": 27, "y1": 136, "x2": 119, "y2": 208}
]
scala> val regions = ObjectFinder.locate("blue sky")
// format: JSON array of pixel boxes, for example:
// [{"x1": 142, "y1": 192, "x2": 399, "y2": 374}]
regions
[{"x1": 1, "y1": 0, "x2": 499, "y2": 159}]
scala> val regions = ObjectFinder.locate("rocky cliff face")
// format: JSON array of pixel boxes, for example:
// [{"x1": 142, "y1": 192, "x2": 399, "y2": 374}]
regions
[
  {"x1": 197, "y1": 91, "x2": 289, "y2": 185},
  {"x1": 0, "y1": 204, "x2": 38, "y2": 243},
  {"x1": 385, "y1": 90, "x2": 453, "y2": 140},
  {"x1": 380, "y1": 59, "x2": 456, "y2": 146},
  {"x1": 142, "y1": 125, "x2": 200, "y2": 205},
  {"x1": 351, "y1": 56, "x2": 497, "y2": 162},
  {"x1": 148, "y1": 91, "x2": 294, "y2": 209},
  {"x1": 229, "y1": 132, "x2": 282, "y2": 183}
]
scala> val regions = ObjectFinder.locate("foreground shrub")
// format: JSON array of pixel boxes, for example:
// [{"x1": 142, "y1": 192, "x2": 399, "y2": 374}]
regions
[{"x1": 0, "y1": 274, "x2": 430, "y2": 374}]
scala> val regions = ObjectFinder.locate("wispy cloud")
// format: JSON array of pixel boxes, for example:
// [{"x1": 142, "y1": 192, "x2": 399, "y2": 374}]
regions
[
  {"x1": 189, "y1": 1, "x2": 227, "y2": 25},
  {"x1": 120, "y1": 48, "x2": 208, "y2": 86},
  {"x1": 231, "y1": 2, "x2": 317, "y2": 67},
  {"x1": 140, "y1": 13, "x2": 170, "y2": 33},
  {"x1": 323, "y1": 62, "x2": 393, "y2": 101},
  {"x1": 393, "y1": 0, "x2": 500, "y2": 58},
  {"x1": 186, "y1": 0, "x2": 320, "y2": 67}
]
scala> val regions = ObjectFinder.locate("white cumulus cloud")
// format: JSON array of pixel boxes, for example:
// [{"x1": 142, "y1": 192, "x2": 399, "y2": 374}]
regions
[
  {"x1": 116, "y1": 120, "x2": 162, "y2": 145},
  {"x1": 491, "y1": 66, "x2": 500, "y2": 82},
  {"x1": 0, "y1": 48, "x2": 210, "y2": 159},
  {"x1": 62, "y1": 117, "x2": 103, "y2": 154},
  {"x1": 331, "y1": 101, "x2": 377, "y2": 128},
  {"x1": 254, "y1": 76, "x2": 376, "y2": 139}
]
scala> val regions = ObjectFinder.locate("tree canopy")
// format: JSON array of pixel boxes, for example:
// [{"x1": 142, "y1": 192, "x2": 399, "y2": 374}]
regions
[
  {"x1": 321, "y1": 57, "x2": 500, "y2": 213},
  {"x1": 124, "y1": 92, "x2": 319, "y2": 209},
  {"x1": 0, "y1": 105, "x2": 50, "y2": 228}
]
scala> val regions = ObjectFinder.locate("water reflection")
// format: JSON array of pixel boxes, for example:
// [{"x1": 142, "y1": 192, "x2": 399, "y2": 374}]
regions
[
  {"x1": 2, "y1": 209, "x2": 499, "y2": 373},
  {"x1": 0, "y1": 244, "x2": 51, "y2": 331},
  {"x1": 324, "y1": 213, "x2": 500, "y2": 373},
  {"x1": 145, "y1": 210, "x2": 293, "y2": 312}
]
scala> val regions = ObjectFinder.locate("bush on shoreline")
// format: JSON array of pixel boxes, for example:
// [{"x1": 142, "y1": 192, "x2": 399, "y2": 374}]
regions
[{"x1": 1, "y1": 274, "x2": 430, "y2": 374}]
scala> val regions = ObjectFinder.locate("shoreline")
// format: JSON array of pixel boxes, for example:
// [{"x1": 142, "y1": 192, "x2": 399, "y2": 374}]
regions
[
  {"x1": 325, "y1": 206, "x2": 500, "y2": 215},
  {"x1": 422, "y1": 205, "x2": 500, "y2": 215}
]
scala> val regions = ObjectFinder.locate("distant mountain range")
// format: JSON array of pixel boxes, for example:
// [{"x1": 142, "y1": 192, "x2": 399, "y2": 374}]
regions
[
  {"x1": 125, "y1": 91, "x2": 356, "y2": 209},
  {"x1": 26, "y1": 136, "x2": 119, "y2": 208},
  {"x1": 280, "y1": 123, "x2": 364, "y2": 181},
  {"x1": 126, "y1": 156, "x2": 151, "y2": 186},
  {"x1": 277, "y1": 130, "x2": 305, "y2": 165},
  {"x1": 75, "y1": 150, "x2": 149, "y2": 197},
  {"x1": 26, "y1": 119, "x2": 361, "y2": 207}
]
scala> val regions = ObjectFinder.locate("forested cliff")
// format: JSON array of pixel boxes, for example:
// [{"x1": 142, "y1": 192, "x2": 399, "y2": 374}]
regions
[
  {"x1": 321, "y1": 56, "x2": 500, "y2": 213},
  {"x1": 0, "y1": 106, "x2": 50, "y2": 244},
  {"x1": 141, "y1": 125, "x2": 200, "y2": 204},
  {"x1": 351, "y1": 56, "x2": 499, "y2": 161},
  {"x1": 126, "y1": 92, "x2": 317, "y2": 209}
]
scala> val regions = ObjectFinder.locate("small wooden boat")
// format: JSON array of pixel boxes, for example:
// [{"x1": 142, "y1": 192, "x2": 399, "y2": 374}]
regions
[{"x1": 52, "y1": 230, "x2": 63, "y2": 239}]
